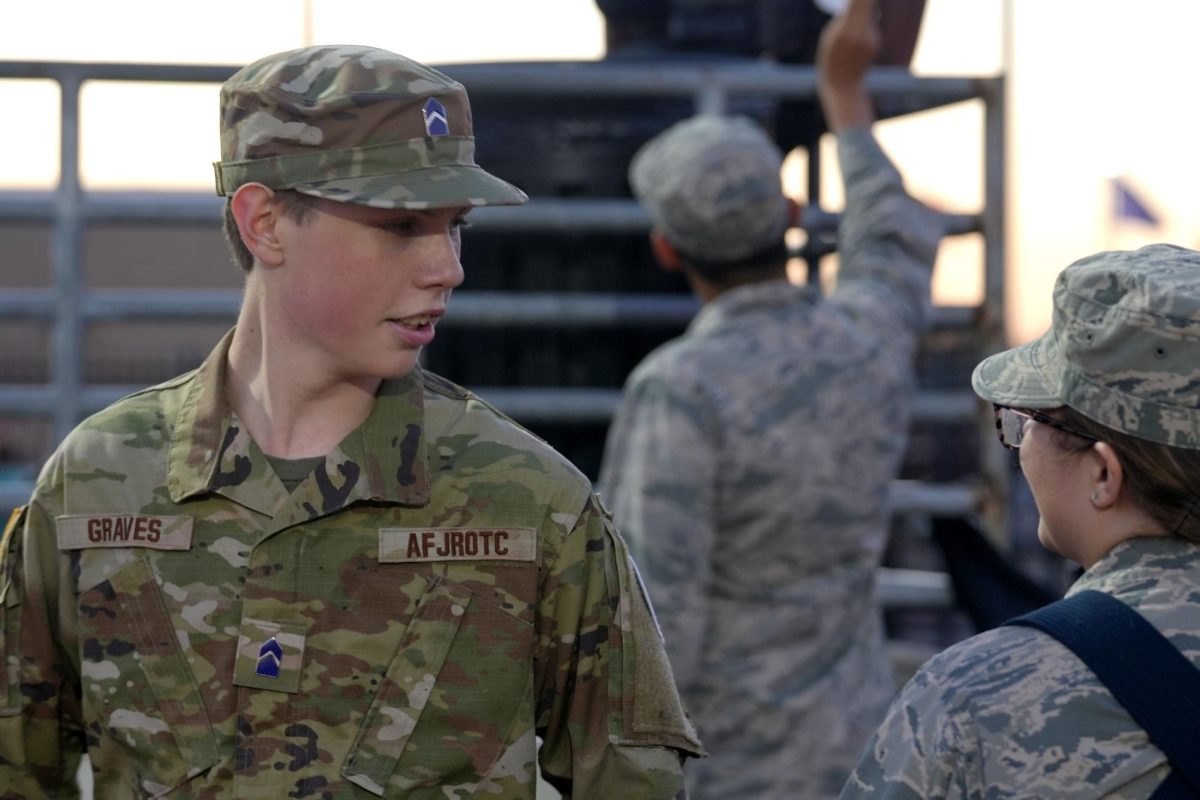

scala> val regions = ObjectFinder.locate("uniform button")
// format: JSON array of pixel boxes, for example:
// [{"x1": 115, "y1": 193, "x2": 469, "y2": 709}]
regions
[{"x1": 451, "y1": 604, "x2": 465, "y2": 616}]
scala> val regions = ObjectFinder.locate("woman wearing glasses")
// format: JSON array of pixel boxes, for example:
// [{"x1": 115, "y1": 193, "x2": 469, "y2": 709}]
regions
[{"x1": 840, "y1": 243, "x2": 1200, "y2": 799}]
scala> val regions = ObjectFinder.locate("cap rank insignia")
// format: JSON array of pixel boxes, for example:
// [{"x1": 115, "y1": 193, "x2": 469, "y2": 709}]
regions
[{"x1": 423, "y1": 97, "x2": 449, "y2": 137}]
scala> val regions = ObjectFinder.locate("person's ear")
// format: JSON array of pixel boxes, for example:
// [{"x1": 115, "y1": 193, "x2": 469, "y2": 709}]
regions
[
  {"x1": 230, "y1": 183, "x2": 285, "y2": 268},
  {"x1": 1088, "y1": 441, "x2": 1124, "y2": 510},
  {"x1": 787, "y1": 198, "x2": 804, "y2": 228},
  {"x1": 650, "y1": 229, "x2": 682, "y2": 273}
]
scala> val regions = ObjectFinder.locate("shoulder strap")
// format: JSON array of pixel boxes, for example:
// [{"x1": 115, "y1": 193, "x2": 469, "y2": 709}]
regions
[{"x1": 1008, "y1": 590, "x2": 1200, "y2": 798}]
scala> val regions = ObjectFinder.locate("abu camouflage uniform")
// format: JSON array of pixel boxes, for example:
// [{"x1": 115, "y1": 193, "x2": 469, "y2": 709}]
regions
[
  {"x1": 0, "y1": 332, "x2": 700, "y2": 798},
  {"x1": 839, "y1": 537, "x2": 1197, "y2": 800},
  {"x1": 599, "y1": 125, "x2": 942, "y2": 799},
  {"x1": 842, "y1": 244, "x2": 1200, "y2": 799},
  {"x1": 0, "y1": 44, "x2": 701, "y2": 799}
]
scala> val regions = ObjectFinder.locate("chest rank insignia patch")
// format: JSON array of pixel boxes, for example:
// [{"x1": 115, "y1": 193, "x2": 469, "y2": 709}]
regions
[
  {"x1": 379, "y1": 527, "x2": 537, "y2": 563},
  {"x1": 233, "y1": 617, "x2": 307, "y2": 694},
  {"x1": 423, "y1": 97, "x2": 449, "y2": 137},
  {"x1": 256, "y1": 637, "x2": 283, "y2": 678}
]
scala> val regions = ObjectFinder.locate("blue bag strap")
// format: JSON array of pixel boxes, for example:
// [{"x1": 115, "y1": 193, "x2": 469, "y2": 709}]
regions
[{"x1": 1008, "y1": 590, "x2": 1200, "y2": 798}]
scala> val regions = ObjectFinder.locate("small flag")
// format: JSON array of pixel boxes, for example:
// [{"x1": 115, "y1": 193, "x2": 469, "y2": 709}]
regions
[{"x1": 1111, "y1": 176, "x2": 1160, "y2": 227}]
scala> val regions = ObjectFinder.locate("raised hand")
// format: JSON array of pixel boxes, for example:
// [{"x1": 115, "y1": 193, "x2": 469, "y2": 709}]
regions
[{"x1": 816, "y1": 0, "x2": 881, "y2": 131}]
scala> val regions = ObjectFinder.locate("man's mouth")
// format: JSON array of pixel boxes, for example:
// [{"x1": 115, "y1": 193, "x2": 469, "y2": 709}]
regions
[{"x1": 393, "y1": 315, "x2": 433, "y2": 330}]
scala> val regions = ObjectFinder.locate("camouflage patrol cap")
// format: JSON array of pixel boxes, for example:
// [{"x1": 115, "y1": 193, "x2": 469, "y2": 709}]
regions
[
  {"x1": 213, "y1": 44, "x2": 527, "y2": 209},
  {"x1": 973, "y1": 244, "x2": 1200, "y2": 449},
  {"x1": 629, "y1": 114, "x2": 790, "y2": 262}
]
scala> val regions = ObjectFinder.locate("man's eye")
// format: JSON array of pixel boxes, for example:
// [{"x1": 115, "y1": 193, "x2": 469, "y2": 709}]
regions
[{"x1": 382, "y1": 221, "x2": 419, "y2": 235}]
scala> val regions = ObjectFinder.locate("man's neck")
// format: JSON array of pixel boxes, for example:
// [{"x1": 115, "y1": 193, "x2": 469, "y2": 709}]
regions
[
  {"x1": 687, "y1": 266, "x2": 788, "y2": 305},
  {"x1": 225, "y1": 296, "x2": 381, "y2": 459}
]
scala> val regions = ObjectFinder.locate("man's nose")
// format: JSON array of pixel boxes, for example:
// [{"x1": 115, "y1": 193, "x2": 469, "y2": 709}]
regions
[{"x1": 420, "y1": 233, "x2": 465, "y2": 290}]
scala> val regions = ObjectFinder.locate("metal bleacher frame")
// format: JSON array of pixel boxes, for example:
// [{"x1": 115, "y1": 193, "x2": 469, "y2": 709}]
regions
[{"x1": 0, "y1": 58, "x2": 1006, "y2": 612}]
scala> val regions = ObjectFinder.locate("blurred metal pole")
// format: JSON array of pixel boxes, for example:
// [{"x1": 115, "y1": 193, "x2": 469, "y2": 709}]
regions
[
  {"x1": 976, "y1": 0, "x2": 1013, "y2": 548},
  {"x1": 52, "y1": 67, "x2": 85, "y2": 443},
  {"x1": 302, "y1": 0, "x2": 315, "y2": 47}
]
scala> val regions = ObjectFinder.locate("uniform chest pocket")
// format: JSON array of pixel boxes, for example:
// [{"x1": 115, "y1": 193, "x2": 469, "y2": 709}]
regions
[
  {"x1": 342, "y1": 572, "x2": 535, "y2": 797},
  {"x1": 78, "y1": 555, "x2": 220, "y2": 797}
]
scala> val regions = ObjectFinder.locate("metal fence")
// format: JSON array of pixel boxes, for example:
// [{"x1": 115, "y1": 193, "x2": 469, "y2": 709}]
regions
[{"x1": 0, "y1": 58, "x2": 1006, "y2": 608}]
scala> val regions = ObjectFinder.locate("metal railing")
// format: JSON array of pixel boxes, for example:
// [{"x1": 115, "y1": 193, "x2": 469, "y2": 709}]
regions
[{"x1": 0, "y1": 58, "x2": 1005, "y2": 607}]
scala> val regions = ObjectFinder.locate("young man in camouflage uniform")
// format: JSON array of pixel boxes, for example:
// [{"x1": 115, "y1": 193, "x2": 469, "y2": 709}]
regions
[
  {"x1": 598, "y1": 1, "x2": 942, "y2": 797},
  {"x1": 0, "y1": 45, "x2": 701, "y2": 798}
]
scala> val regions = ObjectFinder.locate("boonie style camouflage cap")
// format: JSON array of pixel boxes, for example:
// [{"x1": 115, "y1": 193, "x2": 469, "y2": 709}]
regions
[
  {"x1": 629, "y1": 114, "x2": 790, "y2": 262},
  {"x1": 973, "y1": 243, "x2": 1200, "y2": 449},
  {"x1": 213, "y1": 44, "x2": 527, "y2": 209}
]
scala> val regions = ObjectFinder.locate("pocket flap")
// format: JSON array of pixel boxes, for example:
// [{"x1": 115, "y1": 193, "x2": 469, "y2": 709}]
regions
[
  {"x1": 103, "y1": 556, "x2": 221, "y2": 788},
  {"x1": 342, "y1": 575, "x2": 473, "y2": 796}
]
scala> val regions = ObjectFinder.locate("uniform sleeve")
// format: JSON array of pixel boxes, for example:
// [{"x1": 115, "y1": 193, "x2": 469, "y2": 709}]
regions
[
  {"x1": 830, "y1": 126, "x2": 943, "y2": 364},
  {"x1": 534, "y1": 494, "x2": 704, "y2": 799},
  {"x1": 838, "y1": 658, "x2": 982, "y2": 800},
  {"x1": 597, "y1": 368, "x2": 719, "y2": 696},
  {"x1": 0, "y1": 452, "x2": 86, "y2": 798}
]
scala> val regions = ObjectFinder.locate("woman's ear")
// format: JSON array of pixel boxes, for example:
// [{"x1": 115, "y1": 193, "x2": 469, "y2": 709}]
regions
[
  {"x1": 1088, "y1": 441, "x2": 1124, "y2": 510},
  {"x1": 230, "y1": 183, "x2": 285, "y2": 268}
]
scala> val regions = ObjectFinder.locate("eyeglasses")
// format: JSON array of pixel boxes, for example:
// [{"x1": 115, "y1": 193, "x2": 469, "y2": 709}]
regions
[{"x1": 992, "y1": 404, "x2": 1100, "y2": 450}]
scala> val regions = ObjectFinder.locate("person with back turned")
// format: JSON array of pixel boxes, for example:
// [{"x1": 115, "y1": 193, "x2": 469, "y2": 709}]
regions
[
  {"x1": 598, "y1": 1, "x2": 943, "y2": 797},
  {"x1": 841, "y1": 243, "x2": 1200, "y2": 799}
]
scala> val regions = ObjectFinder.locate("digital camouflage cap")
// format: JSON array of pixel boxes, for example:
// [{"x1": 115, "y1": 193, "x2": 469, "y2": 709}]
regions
[
  {"x1": 629, "y1": 114, "x2": 791, "y2": 263},
  {"x1": 214, "y1": 44, "x2": 527, "y2": 209},
  {"x1": 973, "y1": 243, "x2": 1200, "y2": 449}
]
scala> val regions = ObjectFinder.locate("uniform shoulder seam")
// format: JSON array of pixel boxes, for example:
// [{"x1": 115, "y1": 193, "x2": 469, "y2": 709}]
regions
[{"x1": 421, "y1": 369, "x2": 470, "y2": 400}]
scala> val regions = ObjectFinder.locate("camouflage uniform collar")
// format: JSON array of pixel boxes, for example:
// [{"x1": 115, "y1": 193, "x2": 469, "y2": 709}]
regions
[
  {"x1": 688, "y1": 278, "x2": 815, "y2": 337},
  {"x1": 166, "y1": 328, "x2": 238, "y2": 503},
  {"x1": 1070, "y1": 535, "x2": 1200, "y2": 597},
  {"x1": 166, "y1": 328, "x2": 430, "y2": 510}
]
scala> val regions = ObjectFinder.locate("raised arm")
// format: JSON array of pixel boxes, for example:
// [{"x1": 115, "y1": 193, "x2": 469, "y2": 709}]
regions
[{"x1": 817, "y1": 0, "x2": 943, "y2": 354}]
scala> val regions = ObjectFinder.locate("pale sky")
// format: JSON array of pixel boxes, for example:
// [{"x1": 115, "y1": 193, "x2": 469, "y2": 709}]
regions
[{"x1": 2, "y1": 0, "x2": 1196, "y2": 343}]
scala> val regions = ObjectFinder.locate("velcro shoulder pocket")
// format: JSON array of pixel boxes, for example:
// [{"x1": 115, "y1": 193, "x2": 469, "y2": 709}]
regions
[{"x1": 604, "y1": 523, "x2": 704, "y2": 756}]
